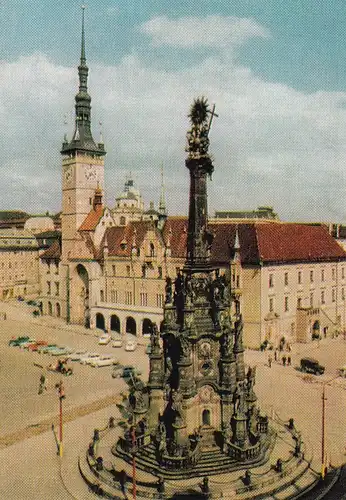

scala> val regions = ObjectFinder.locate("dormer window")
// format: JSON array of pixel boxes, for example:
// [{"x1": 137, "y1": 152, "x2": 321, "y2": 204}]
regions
[
  {"x1": 120, "y1": 239, "x2": 127, "y2": 251},
  {"x1": 150, "y1": 242, "x2": 155, "y2": 257},
  {"x1": 120, "y1": 216, "x2": 126, "y2": 226}
]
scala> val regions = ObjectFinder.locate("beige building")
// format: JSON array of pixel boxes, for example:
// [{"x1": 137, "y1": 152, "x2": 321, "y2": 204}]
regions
[
  {"x1": 0, "y1": 229, "x2": 40, "y2": 300},
  {"x1": 38, "y1": 14, "x2": 346, "y2": 348}
]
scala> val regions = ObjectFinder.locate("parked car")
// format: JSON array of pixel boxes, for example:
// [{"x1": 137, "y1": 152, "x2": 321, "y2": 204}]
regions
[
  {"x1": 300, "y1": 357, "x2": 325, "y2": 375},
  {"x1": 49, "y1": 347, "x2": 74, "y2": 356},
  {"x1": 19, "y1": 340, "x2": 38, "y2": 349},
  {"x1": 28, "y1": 340, "x2": 48, "y2": 351},
  {"x1": 37, "y1": 344, "x2": 58, "y2": 354},
  {"x1": 112, "y1": 338, "x2": 123, "y2": 348},
  {"x1": 125, "y1": 340, "x2": 137, "y2": 352},
  {"x1": 9, "y1": 336, "x2": 31, "y2": 347},
  {"x1": 90, "y1": 355, "x2": 118, "y2": 367},
  {"x1": 66, "y1": 350, "x2": 88, "y2": 361},
  {"x1": 98, "y1": 333, "x2": 111, "y2": 345},
  {"x1": 80, "y1": 353, "x2": 101, "y2": 365},
  {"x1": 112, "y1": 365, "x2": 141, "y2": 379}
]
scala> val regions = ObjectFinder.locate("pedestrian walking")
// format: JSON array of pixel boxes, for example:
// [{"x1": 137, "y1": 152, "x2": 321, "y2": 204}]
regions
[
  {"x1": 268, "y1": 355, "x2": 272, "y2": 368},
  {"x1": 274, "y1": 349, "x2": 278, "y2": 362},
  {"x1": 38, "y1": 373, "x2": 47, "y2": 394},
  {"x1": 287, "y1": 356, "x2": 291, "y2": 366},
  {"x1": 282, "y1": 355, "x2": 287, "y2": 367}
]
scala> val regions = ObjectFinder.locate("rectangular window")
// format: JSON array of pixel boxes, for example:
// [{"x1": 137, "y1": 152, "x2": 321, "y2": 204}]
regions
[
  {"x1": 142, "y1": 265, "x2": 147, "y2": 278},
  {"x1": 100, "y1": 290, "x2": 104, "y2": 302},
  {"x1": 269, "y1": 297, "x2": 274, "y2": 312},
  {"x1": 284, "y1": 272, "x2": 288, "y2": 286},
  {"x1": 126, "y1": 265, "x2": 131, "y2": 277},
  {"x1": 158, "y1": 266, "x2": 162, "y2": 279},
  {"x1": 310, "y1": 270, "x2": 314, "y2": 283},
  {"x1": 269, "y1": 273, "x2": 274, "y2": 288},
  {"x1": 321, "y1": 291, "x2": 325, "y2": 304},
  {"x1": 55, "y1": 263, "x2": 59, "y2": 275},
  {"x1": 47, "y1": 282, "x2": 51, "y2": 295},
  {"x1": 284, "y1": 296, "x2": 289, "y2": 312},
  {"x1": 332, "y1": 268, "x2": 336, "y2": 281},
  {"x1": 140, "y1": 292, "x2": 148, "y2": 306},
  {"x1": 321, "y1": 269, "x2": 325, "y2": 282},
  {"x1": 310, "y1": 292, "x2": 314, "y2": 308},
  {"x1": 157, "y1": 294, "x2": 164, "y2": 308},
  {"x1": 112, "y1": 265, "x2": 116, "y2": 276},
  {"x1": 342, "y1": 288, "x2": 345, "y2": 301},
  {"x1": 55, "y1": 282, "x2": 59, "y2": 296},
  {"x1": 297, "y1": 297, "x2": 302, "y2": 309},
  {"x1": 332, "y1": 288, "x2": 336, "y2": 303},
  {"x1": 125, "y1": 291, "x2": 133, "y2": 305}
]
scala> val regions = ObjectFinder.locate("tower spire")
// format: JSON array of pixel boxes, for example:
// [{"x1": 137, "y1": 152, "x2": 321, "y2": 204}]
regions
[
  {"x1": 81, "y1": 5, "x2": 86, "y2": 65},
  {"x1": 158, "y1": 162, "x2": 167, "y2": 216},
  {"x1": 61, "y1": 5, "x2": 105, "y2": 156}
]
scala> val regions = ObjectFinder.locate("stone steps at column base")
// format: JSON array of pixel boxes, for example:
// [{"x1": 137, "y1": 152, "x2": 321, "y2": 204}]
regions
[
  {"x1": 79, "y1": 452, "x2": 162, "y2": 500},
  {"x1": 79, "y1": 450, "x2": 319, "y2": 500},
  {"x1": 234, "y1": 461, "x2": 318, "y2": 500},
  {"x1": 114, "y1": 441, "x2": 272, "y2": 480}
]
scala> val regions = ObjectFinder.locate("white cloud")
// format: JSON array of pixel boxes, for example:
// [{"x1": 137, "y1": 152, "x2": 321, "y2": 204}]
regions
[
  {"x1": 139, "y1": 15, "x2": 270, "y2": 48},
  {"x1": 106, "y1": 5, "x2": 119, "y2": 16},
  {"x1": 0, "y1": 16, "x2": 345, "y2": 222}
]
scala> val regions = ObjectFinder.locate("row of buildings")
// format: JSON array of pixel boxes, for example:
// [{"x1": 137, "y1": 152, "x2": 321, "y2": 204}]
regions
[{"x1": 1, "y1": 16, "x2": 346, "y2": 349}]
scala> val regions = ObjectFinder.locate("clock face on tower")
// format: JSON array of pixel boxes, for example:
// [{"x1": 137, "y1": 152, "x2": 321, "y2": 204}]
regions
[{"x1": 84, "y1": 164, "x2": 97, "y2": 181}]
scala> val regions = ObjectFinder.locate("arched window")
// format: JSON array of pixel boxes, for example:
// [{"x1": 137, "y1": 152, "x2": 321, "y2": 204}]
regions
[
  {"x1": 48, "y1": 301, "x2": 52, "y2": 316},
  {"x1": 202, "y1": 409, "x2": 211, "y2": 426},
  {"x1": 56, "y1": 303, "x2": 61, "y2": 317},
  {"x1": 150, "y1": 242, "x2": 155, "y2": 257}
]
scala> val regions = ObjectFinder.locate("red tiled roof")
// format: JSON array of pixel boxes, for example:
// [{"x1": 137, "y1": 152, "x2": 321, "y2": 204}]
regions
[
  {"x1": 255, "y1": 223, "x2": 346, "y2": 263},
  {"x1": 102, "y1": 218, "x2": 346, "y2": 265},
  {"x1": 79, "y1": 206, "x2": 104, "y2": 231},
  {"x1": 162, "y1": 217, "x2": 188, "y2": 259},
  {"x1": 40, "y1": 239, "x2": 61, "y2": 260}
]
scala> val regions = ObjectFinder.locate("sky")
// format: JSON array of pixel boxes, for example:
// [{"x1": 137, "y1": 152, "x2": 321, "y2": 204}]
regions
[{"x1": 1, "y1": 1, "x2": 346, "y2": 222}]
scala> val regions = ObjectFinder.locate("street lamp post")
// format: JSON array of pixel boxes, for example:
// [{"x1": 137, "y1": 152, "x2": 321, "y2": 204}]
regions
[
  {"x1": 321, "y1": 375, "x2": 340, "y2": 480},
  {"x1": 131, "y1": 425, "x2": 137, "y2": 499},
  {"x1": 56, "y1": 380, "x2": 65, "y2": 457}
]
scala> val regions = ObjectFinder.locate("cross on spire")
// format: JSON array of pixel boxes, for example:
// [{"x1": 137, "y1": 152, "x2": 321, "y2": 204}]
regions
[{"x1": 207, "y1": 103, "x2": 219, "y2": 133}]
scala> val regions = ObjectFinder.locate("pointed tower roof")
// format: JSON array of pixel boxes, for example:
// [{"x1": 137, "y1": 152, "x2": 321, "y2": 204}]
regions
[
  {"x1": 158, "y1": 163, "x2": 167, "y2": 217},
  {"x1": 61, "y1": 6, "x2": 105, "y2": 157}
]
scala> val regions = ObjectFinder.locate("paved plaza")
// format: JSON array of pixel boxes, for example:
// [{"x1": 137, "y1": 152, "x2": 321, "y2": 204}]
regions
[{"x1": 0, "y1": 301, "x2": 345, "y2": 498}]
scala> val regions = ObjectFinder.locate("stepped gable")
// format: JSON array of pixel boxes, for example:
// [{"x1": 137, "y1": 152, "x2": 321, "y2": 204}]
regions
[
  {"x1": 105, "y1": 220, "x2": 159, "y2": 257},
  {"x1": 78, "y1": 205, "x2": 104, "y2": 231},
  {"x1": 40, "y1": 239, "x2": 61, "y2": 260}
]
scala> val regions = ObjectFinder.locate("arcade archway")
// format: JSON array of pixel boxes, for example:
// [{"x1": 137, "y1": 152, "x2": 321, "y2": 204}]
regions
[
  {"x1": 142, "y1": 318, "x2": 153, "y2": 336},
  {"x1": 110, "y1": 315, "x2": 120, "y2": 333},
  {"x1": 70, "y1": 264, "x2": 90, "y2": 326},
  {"x1": 126, "y1": 317, "x2": 137, "y2": 336},
  {"x1": 96, "y1": 313, "x2": 105, "y2": 331}
]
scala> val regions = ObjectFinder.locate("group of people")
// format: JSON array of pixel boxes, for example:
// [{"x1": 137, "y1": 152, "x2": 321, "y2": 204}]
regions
[{"x1": 268, "y1": 349, "x2": 292, "y2": 368}]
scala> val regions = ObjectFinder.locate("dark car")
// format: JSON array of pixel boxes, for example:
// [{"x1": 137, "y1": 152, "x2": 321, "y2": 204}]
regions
[
  {"x1": 300, "y1": 357, "x2": 325, "y2": 375},
  {"x1": 112, "y1": 365, "x2": 141, "y2": 379}
]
